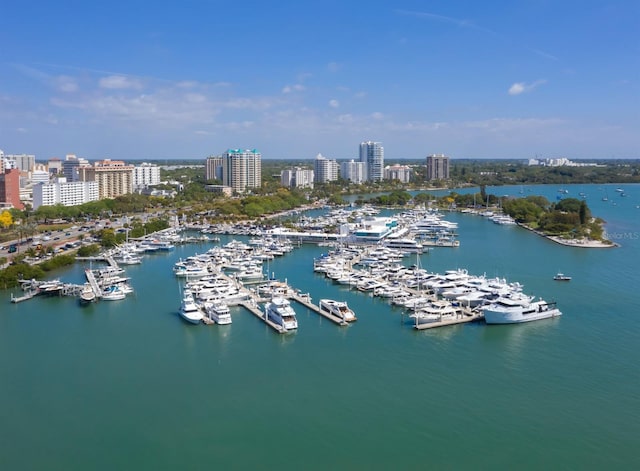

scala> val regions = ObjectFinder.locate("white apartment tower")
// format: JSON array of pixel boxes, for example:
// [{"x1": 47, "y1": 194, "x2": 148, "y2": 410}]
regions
[
  {"x1": 222, "y1": 149, "x2": 261, "y2": 193},
  {"x1": 314, "y1": 154, "x2": 339, "y2": 183},
  {"x1": 340, "y1": 159, "x2": 367, "y2": 184},
  {"x1": 32, "y1": 178, "x2": 99, "y2": 210},
  {"x1": 281, "y1": 167, "x2": 314, "y2": 189},
  {"x1": 133, "y1": 162, "x2": 161, "y2": 190},
  {"x1": 359, "y1": 141, "x2": 384, "y2": 182}
]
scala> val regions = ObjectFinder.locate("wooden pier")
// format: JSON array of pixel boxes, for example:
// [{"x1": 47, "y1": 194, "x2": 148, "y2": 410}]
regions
[
  {"x1": 237, "y1": 300, "x2": 288, "y2": 334},
  {"x1": 289, "y1": 293, "x2": 348, "y2": 326}
]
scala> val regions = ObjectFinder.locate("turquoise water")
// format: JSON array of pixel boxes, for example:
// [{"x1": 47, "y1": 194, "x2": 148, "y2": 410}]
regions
[{"x1": 1, "y1": 184, "x2": 638, "y2": 470}]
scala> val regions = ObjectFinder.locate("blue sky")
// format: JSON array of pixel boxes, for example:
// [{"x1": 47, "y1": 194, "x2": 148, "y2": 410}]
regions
[{"x1": 1, "y1": 0, "x2": 638, "y2": 160}]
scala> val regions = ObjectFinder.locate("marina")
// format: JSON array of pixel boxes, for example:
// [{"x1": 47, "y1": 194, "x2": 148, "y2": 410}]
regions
[{"x1": 2, "y1": 183, "x2": 639, "y2": 471}]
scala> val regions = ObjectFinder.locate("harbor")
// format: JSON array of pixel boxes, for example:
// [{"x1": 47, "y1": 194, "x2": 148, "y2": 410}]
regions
[{"x1": 1, "y1": 183, "x2": 639, "y2": 471}]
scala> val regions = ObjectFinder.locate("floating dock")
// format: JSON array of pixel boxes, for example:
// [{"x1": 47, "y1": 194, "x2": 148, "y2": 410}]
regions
[
  {"x1": 289, "y1": 293, "x2": 348, "y2": 326},
  {"x1": 237, "y1": 300, "x2": 288, "y2": 334},
  {"x1": 413, "y1": 309, "x2": 484, "y2": 330}
]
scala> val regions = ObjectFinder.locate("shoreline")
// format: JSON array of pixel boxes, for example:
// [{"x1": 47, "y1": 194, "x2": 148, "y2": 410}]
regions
[{"x1": 516, "y1": 223, "x2": 619, "y2": 248}]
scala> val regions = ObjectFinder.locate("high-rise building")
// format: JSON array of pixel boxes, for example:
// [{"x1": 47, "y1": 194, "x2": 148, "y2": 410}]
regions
[
  {"x1": 133, "y1": 163, "x2": 161, "y2": 190},
  {"x1": 205, "y1": 156, "x2": 224, "y2": 182},
  {"x1": 384, "y1": 164, "x2": 413, "y2": 183},
  {"x1": 221, "y1": 149, "x2": 261, "y2": 193},
  {"x1": 0, "y1": 168, "x2": 24, "y2": 209},
  {"x1": 78, "y1": 159, "x2": 134, "y2": 199},
  {"x1": 314, "y1": 154, "x2": 339, "y2": 183},
  {"x1": 340, "y1": 159, "x2": 367, "y2": 184},
  {"x1": 281, "y1": 167, "x2": 314, "y2": 189},
  {"x1": 359, "y1": 141, "x2": 384, "y2": 182},
  {"x1": 425, "y1": 154, "x2": 450, "y2": 180},
  {"x1": 47, "y1": 158, "x2": 62, "y2": 175},
  {"x1": 62, "y1": 154, "x2": 90, "y2": 182},
  {"x1": 32, "y1": 178, "x2": 99, "y2": 209}
]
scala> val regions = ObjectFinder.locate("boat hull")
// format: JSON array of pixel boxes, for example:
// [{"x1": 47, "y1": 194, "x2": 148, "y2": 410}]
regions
[{"x1": 483, "y1": 307, "x2": 562, "y2": 324}]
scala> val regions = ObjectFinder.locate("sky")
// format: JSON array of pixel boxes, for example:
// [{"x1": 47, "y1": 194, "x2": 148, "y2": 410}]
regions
[{"x1": 1, "y1": 0, "x2": 639, "y2": 161}]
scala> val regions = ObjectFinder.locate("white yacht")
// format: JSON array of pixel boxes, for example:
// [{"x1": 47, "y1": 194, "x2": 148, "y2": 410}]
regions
[
  {"x1": 79, "y1": 284, "x2": 96, "y2": 304},
  {"x1": 102, "y1": 285, "x2": 126, "y2": 301},
  {"x1": 203, "y1": 300, "x2": 232, "y2": 325},
  {"x1": 178, "y1": 289, "x2": 203, "y2": 324},
  {"x1": 319, "y1": 299, "x2": 357, "y2": 322},
  {"x1": 382, "y1": 238, "x2": 424, "y2": 253},
  {"x1": 264, "y1": 297, "x2": 298, "y2": 330},
  {"x1": 410, "y1": 300, "x2": 460, "y2": 324},
  {"x1": 483, "y1": 298, "x2": 562, "y2": 324}
]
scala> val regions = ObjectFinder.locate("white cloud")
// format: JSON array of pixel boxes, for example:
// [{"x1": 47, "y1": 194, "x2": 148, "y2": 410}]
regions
[
  {"x1": 56, "y1": 76, "x2": 78, "y2": 92},
  {"x1": 508, "y1": 79, "x2": 547, "y2": 95},
  {"x1": 99, "y1": 75, "x2": 143, "y2": 90},
  {"x1": 282, "y1": 84, "x2": 305, "y2": 94},
  {"x1": 329, "y1": 99, "x2": 340, "y2": 108},
  {"x1": 327, "y1": 62, "x2": 340, "y2": 73},
  {"x1": 371, "y1": 112, "x2": 384, "y2": 120}
]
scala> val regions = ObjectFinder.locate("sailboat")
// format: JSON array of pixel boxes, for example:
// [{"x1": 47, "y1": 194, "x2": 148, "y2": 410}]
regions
[{"x1": 602, "y1": 188, "x2": 608, "y2": 201}]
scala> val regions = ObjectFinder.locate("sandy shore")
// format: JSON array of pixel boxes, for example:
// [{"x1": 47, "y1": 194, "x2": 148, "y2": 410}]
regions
[{"x1": 517, "y1": 223, "x2": 618, "y2": 248}]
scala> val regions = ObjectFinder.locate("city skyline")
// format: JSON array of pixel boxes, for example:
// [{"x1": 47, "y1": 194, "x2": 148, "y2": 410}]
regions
[{"x1": 1, "y1": 1, "x2": 638, "y2": 160}]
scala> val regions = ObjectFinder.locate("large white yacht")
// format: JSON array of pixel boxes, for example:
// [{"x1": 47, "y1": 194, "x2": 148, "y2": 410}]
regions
[
  {"x1": 382, "y1": 238, "x2": 424, "y2": 253},
  {"x1": 264, "y1": 297, "x2": 298, "y2": 330},
  {"x1": 178, "y1": 289, "x2": 204, "y2": 324},
  {"x1": 319, "y1": 299, "x2": 357, "y2": 322},
  {"x1": 482, "y1": 297, "x2": 562, "y2": 324},
  {"x1": 203, "y1": 300, "x2": 232, "y2": 325}
]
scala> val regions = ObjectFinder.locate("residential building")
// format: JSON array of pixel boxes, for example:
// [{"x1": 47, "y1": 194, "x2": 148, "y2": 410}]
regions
[
  {"x1": 133, "y1": 162, "x2": 161, "y2": 190},
  {"x1": 281, "y1": 167, "x2": 314, "y2": 189},
  {"x1": 3, "y1": 153, "x2": 35, "y2": 173},
  {"x1": 426, "y1": 154, "x2": 450, "y2": 180},
  {"x1": 205, "y1": 156, "x2": 224, "y2": 181},
  {"x1": 384, "y1": 164, "x2": 412, "y2": 183},
  {"x1": 314, "y1": 154, "x2": 339, "y2": 184},
  {"x1": 359, "y1": 141, "x2": 384, "y2": 182},
  {"x1": 32, "y1": 178, "x2": 99, "y2": 209},
  {"x1": 78, "y1": 159, "x2": 134, "y2": 199},
  {"x1": 0, "y1": 168, "x2": 24, "y2": 209},
  {"x1": 221, "y1": 149, "x2": 261, "y2": 193},
  {"x1": 340, "y1": 159, "x2": 367, "y2": 184},
  {"x1": 205, "y1": 185, "x2": 233, "y2": 197}
]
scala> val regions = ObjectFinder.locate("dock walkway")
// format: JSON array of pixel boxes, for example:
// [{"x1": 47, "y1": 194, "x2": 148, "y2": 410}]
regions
[
  {"x1": 289, "y1": 293, "x2": 348, "y2": 326},
  {"x1": 237, "y1": 300, "x2": 287, "y2": 334}
]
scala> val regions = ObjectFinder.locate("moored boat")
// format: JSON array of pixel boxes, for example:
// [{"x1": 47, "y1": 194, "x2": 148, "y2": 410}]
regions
[
  {"x1": 553, "y1": 273, "x2": 572, "y2": 281},
  {"x1": 203, "y1": 300, "x2": 232, "y2": 325},
  {"x1": 482, "y1": 298, "x2": 562, "y2": 324},
  {"x1": 264, "y1": 296, "x2": 298, "y2": 330},
  {"x1": 178, "y1": 289, "x2": 203, "y2": 324},
  {"x1": 319, "y1": 299, "x2": 357, "y2": 322}
]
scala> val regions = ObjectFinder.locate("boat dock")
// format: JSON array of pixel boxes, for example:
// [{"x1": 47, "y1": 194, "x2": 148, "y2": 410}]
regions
[
  {"x1": 289, "y1": 292, "x2": 348, "y2": 326},
  {"x1": 237, "y1": 299, "x2": 288, "y2": 334},
  {"x1": 413, "y1": 309, "x2": 484, "y2": 330}
]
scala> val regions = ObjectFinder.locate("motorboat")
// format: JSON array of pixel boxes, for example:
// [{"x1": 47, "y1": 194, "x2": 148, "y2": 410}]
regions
[
  {"x1": 319, "y1": 299, "x2": 357, "y2": 322},
  {"x1": 102, "y1": 285, "x2": 126, "y2": 301},
  {"x1": 553, "y1": 273, "x2": 572, "y2": 281},
  {"x1": 264, "y1": 297, "x2": 298, "y2": 330},
  {"x1": 482, "y1": 298, "x2": 562, "y2": 324},
  {"x1": 203, "y1": 300, "x2": 232, "y2": 325},
  {"x1": 79, "y1": 284, "x2": 96, "y2": 304},
  {"x1": 178, "y1": 289, "x2": 203, "y2": 324}
]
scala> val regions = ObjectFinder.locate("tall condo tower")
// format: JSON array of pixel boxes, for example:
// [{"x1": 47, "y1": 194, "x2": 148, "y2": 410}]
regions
[
  {"x1": 359, "y1": 141, "x2": 384, "y2": 182},
  {"x1": 222, "y1": 149, "x2": 262, "y2": 193},
  {"x1": 425, "y1": 154, "x2": 450, "y2": 180}
]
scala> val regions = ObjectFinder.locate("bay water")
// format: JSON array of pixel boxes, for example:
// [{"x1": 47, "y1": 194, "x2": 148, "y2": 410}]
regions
[{"x1": 1, "y1": 184, "x2": 638, "y2": 470}]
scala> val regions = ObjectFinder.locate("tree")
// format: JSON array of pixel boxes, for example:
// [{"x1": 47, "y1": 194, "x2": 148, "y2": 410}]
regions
[{"x1": 0, "y1": 210, "x2": 12, "y2": 228}]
